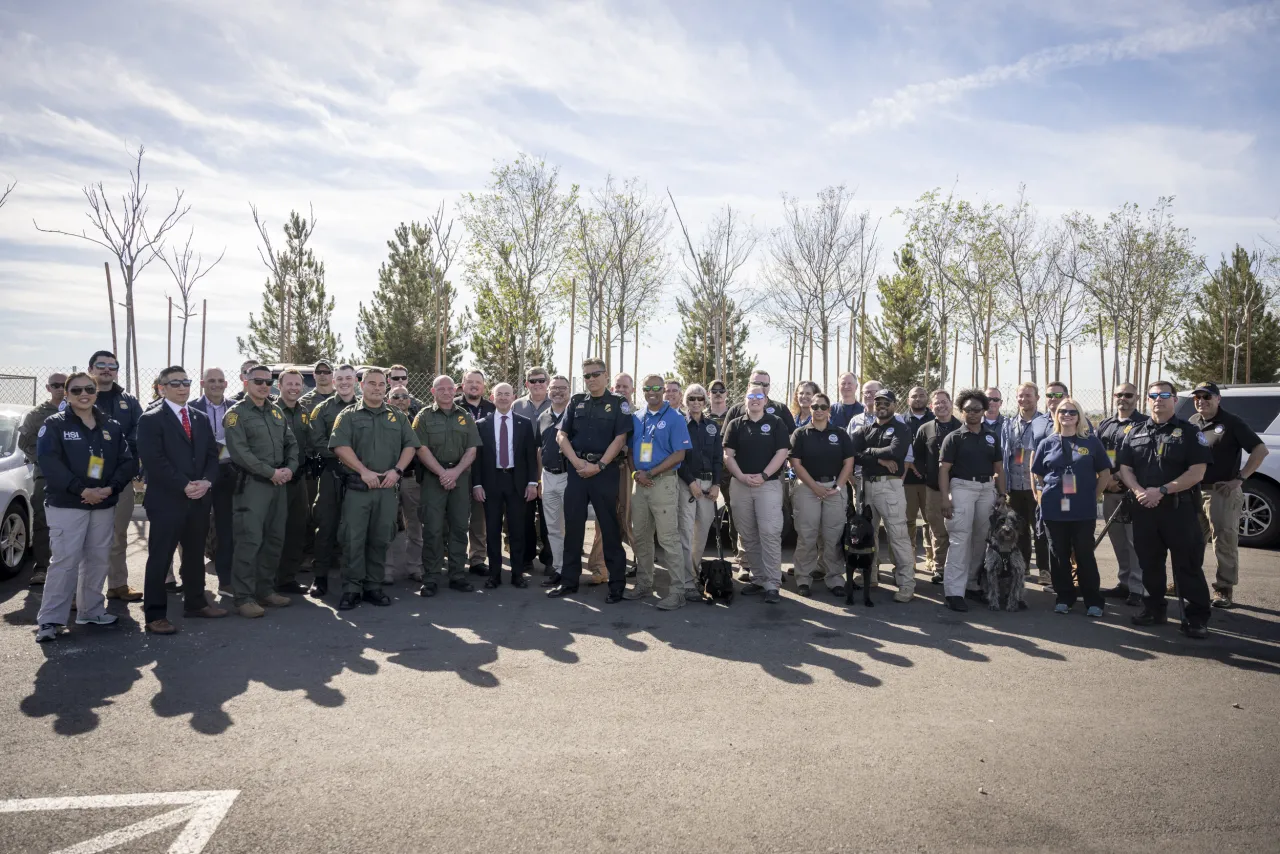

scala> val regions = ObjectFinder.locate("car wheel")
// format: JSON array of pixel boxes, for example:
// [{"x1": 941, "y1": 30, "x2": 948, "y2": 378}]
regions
[
  {"x1": 1240, "y1": 479, "x2": 1280, "y2": 549},
  {"x1": 0, "y1": 500, "x2": 29, "y2": 578}
]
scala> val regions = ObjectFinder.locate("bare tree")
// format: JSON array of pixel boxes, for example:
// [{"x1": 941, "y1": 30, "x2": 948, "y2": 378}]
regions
[
  {"x1": 250, "y1": 202, "x2": 313, "y2": 363},
  {"x1": 34, "y1": 146, "x2": 189, "y2": 393},
  {"x1": 425, "y1": 200, "x2": 463, "y2": 375},
  {"x1": 595, "y1": 175, "x2": 671, "y2": 370},
  {"x1": 569, "y1": 205, "x2": 615, "y2": 361},
  {"x1": 846, "y1": 210, "x2": 881, "y2": 381},
  {"x1": 1040, "y1": 226, "x2": 1089, "y2": 381},
  {"x1": 995, "y1": 185, "x2": 1055, "y2": 383},
  {"x1": 156, "y1": 229, "x2": 225, "y2": 365},
  {"x1": 0, "y1": 182, "x2": 14, "y2": 211},
  {"x1": 898, "y1": 187, "x2": 970, "y2": 388}
]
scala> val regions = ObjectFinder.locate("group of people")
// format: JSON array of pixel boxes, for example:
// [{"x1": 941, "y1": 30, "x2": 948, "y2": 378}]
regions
[{"x1": 18, "y1": 349, "x2": 1266, "y2": 644}]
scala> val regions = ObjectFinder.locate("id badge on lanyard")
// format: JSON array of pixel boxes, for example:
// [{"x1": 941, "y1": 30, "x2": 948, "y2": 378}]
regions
[
  {"x1": 640, "y1": 412, "x2": 659, "y2": 464},
  {"x1": 88, "y1": 454, "x2": 105, "y2": 480}
]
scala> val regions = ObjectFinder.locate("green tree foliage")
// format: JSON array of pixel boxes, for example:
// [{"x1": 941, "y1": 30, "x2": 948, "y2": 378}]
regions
[
  {"x1": 672, "y1": 293, "x2": 756, "y2": 392},
  {"x1": 864, "y1": 245, "x2": 941, "y2": 395},
  {"x1": 238, "y1": 209, "x2": 339, "y2": 363},
  {"x1": 468, "y1": 245, "x2": 557, "y2": 386},
  {"x1": 1168, "y1": 246, "x2": 1280, "y2": 385},
  {"x1": 355, "y1": 221, "x2": 466, "y2": 377}
]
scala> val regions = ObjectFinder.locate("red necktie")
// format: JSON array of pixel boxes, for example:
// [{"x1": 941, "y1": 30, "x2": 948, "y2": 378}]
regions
[
  {"x1": 499, "y1": 415, "x2": 510, "y2": 468},
  {"x1": 180, "y1": 407, "x2": 192, "y2": 440}
]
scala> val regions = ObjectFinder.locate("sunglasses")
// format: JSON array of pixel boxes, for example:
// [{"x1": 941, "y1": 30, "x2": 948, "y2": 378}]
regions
[
  {"x1": 988, "y1": 397, "x2": 1002, "y2": 403},
  {"x1": 711, "y1": 388, "x2": 726, "y2": 394},
  {"x1": 755, "y1": 382, "x2": 771, "y2": 388},
  {"x1": 1058, "y1": 409, "x2": 1078, "y2": 417},
  {"x1": 686, "y1": 396, "x2": 705, "y2": 402},
  {"x1": 93, "y1": 361, "x2": 119, "y2": 371},
  {"x1": 1192, "y1": 393, "x2": 1214, "y2": 401},
  {"x1": 1148, "y1": 392, "x2": 1174, "y2": 400},
  {"x1": 527, "y1": 377, "x2": 547, "y2": 384},
  {"x1": 962, "y1": 405, "x2": 984, "y2": 413},
  {"x1": 249, "y1": 377, "x2": 273, "y2": 386},
  {"x1": 390, "y1": 394, "x2": 410, "y2": 400},
  {"x1": 68, "y1": 385, "x2": 97, "y2": 396},
  {"x1": 165, "y1": 379, "x2": 193, "y2": 387},
  {"x1": 1113, "y1": 392, "x2": 1134, "y2": 399},
  {"x1": 583, "y1": 370, "x2": 605, "y2": 380},
  {"x1": 48, "y1": 382, "x2": 65, "y2": 389},
  {"x1": 642, "y1": 385, "x2": 664, "y2": 392},
  {"x1": 1046, "y1": 392, "x2": 1065, "y2": 399},
  {"x1": 314, "y1": 369, "x2": 332, "y2": 376},
  {"x1": 389, "y1": 375, "x2": 408, "y2": 382},
  {"x1": 746, "y1": 393, "x2": 766, "y2": 401},
  {"x1": 812, "y1": 403, "x2": 830, "y2": 411}
]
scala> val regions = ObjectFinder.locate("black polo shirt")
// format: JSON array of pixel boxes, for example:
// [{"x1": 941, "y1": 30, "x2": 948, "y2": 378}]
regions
[
  {"x1": 940, "y1": 425, "x2": 1003, "y2": 480},
  {"x1": 560, "y1": 391, "x2": 633, "y2": 456},
  {"x1": 681, "y1": 414, "x2": 723, "y2": 484},
  {"x1": 1116, "y1": 416, "x2": 1212, "y2": 488},
  {"x1": 903, "y1": 410, "x2": 934, "y2": 485},
  {"x1": 1188, "y1": 406, "x2": 1262, "y2": 484},
  {"x1": 725, "y1": 398, "x2": 797, "y2": 435},
  {"x1": 723, "y1": 413, "x2": 789, "y2": 478},
  {"x1": 455, "y1": 394, "x2": 496, "y2": 422},
  {"x1": 1096, "y1": 411, "x2": 1150, "y2": 472},
  {"x1": 537, "y1": 406, "x2": 569, "y2": 473},
  {"x1": 911, "y1": 417, "x2": 961, "y2": 489},
  {"x1": 850, "y1": 418, "x2": 909, "y2": 478},
  {"x1": 790, "y1": 424, "x2": 854, "y2": 480}
]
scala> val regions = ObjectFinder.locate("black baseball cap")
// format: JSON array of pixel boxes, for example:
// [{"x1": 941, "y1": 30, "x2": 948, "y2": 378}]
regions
[
  {"x1": 1193, "y1": 382, "x2": 1220, "y2": 396},
  {"x1": 873, "y1": 389, "x2": 897, "y2": 403}
]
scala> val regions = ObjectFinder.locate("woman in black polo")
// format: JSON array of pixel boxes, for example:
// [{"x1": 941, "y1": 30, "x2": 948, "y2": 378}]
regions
[
  {"x1": 789, "y1": 392, "x2": 854, "y2": 596},
  {"x1": 723, "y1": 384, "x2": 791, "y2": 603},
  {"x1": 34, "y1": 372, "x2": 136, "y2": 643}
]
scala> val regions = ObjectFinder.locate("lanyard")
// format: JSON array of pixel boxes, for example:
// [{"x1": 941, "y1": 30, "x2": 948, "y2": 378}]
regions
[{"x1": 642, "y1": 404, "x2": 668, "y2": 441}]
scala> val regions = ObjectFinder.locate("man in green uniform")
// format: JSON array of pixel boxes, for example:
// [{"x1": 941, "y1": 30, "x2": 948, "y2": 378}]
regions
[
  {"x1": 17, "y1": 372, "x2": 66, "y2": 585},
  {"x1": 299, "y1": 359, "x2": 336, "y2": 561},
  {"x1": 224, "y1": 365, "x2": 300, "y2": 618},
  {"x1": 275, "y1": 368, "x2": 311, "y2": 593},
  {"x1": 307, "y1": 364, "x2": 359, "y2": 597},
  {"x1": 412, "y1": 375, "x2": 482, "y2": 597},
  {"x1": 329, "y1": 367, "x2": 420, "y2": 610}
]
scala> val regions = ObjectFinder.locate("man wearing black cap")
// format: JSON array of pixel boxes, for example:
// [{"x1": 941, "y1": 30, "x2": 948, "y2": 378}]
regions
[
  {"x1": 849, "y1": 388, "x2": 918, "y2": 603},
  {"x1": 1188, "y1": 381, "x2": 1268, "y2": 609}
]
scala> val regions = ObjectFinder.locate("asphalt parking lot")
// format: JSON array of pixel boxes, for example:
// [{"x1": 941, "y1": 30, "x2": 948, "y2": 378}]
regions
[{"x1": 1, "y1": 518, "x2": 1278, "y2": 853}]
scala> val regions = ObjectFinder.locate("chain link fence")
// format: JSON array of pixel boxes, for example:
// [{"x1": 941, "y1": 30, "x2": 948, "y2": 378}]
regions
[{"x1": 0, "y1": 373, "x2": 38, "y2": 406}]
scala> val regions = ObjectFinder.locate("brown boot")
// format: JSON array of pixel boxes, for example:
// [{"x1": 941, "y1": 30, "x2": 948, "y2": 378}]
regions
[
  {"x1": 185, "y1": 605, "x2": 229, "y2": 618},
  {"x1": 106, "y1": 585, "x2": 143, "y2": 602},
  {"x1": 145, "y1": 618, "x2": 177, "y2": 634},
  {"x1": 258, "y1": 593, "x2": 292, "y2": 608},
  {"x1": 236, "y1": 601, "x2": 266, "y2": 618}
]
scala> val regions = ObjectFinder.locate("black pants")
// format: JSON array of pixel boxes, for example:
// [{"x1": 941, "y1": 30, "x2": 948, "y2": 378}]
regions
[
  {"x1": 521, "y1": 495, "x2": 551, "y2": 570},
  {"x1": 562, "y1": 463, "x2": 625, "y2": 594},
  {"x1": 312, "y1": 467, "x2": 344, "y2": 575},
  {"x1": 210, "y1": 462, "x2": 235, "y2": 587},
  {"x1": 485, "y1": 470, "x2": 527, "y2": 581},
  {"x1": 144, "y1": 498, "x2": 211, "y2": 623},
  {"x1": 1044, "y1": 519, "x2": 1102, "y2": 608},
  {"x1": 1132, "y1": 494, "x2": 1211, "y2": 623}
]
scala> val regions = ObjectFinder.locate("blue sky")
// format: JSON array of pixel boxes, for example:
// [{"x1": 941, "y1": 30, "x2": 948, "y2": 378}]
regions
[{"x1": 1, "y1": 0, "x2": 1277, "y2": 393}]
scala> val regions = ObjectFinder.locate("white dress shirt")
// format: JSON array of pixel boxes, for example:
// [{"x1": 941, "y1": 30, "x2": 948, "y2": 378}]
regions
[
  {"x1": 164, "y1": 399, "x2": 190, "y2": 424},
  {"x1": 491, "y1": 410, "x2": 537, "y2": 486}
]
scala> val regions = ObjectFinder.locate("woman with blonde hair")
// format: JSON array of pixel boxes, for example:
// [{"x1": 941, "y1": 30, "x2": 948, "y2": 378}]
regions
[
  {"x1": 790, "y1": 381, "x2": 820, "y2": 429},
  {"x1": 1030, "y1": 398, "x2": 1111, "y2": 617}
]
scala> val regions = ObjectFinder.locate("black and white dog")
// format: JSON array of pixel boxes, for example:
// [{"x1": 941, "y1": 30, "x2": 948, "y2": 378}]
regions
[
  {"x1": 843, "y1": 502, "x2": 876, "y2": 607},
  {"x1": 982, "y1": 502, "x2": 1027, "y2": 611}
]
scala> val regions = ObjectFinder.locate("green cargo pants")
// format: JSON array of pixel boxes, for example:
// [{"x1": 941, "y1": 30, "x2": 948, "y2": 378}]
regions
[
  {"x1": 312, "y1": 466, "x2": 344, "y2": 580},
  {"x1": 276, "y1": 477, "x2": 309, "y2": 587},
  {"x1": 231, "y1": 478, "x2": 287, "y2": 604},
  {"x1": 340, "y1": 486, "x2": 399, "y2": 594},
  {"x1": 420, "y1": 470, "x2": 472, "y2": 583}
]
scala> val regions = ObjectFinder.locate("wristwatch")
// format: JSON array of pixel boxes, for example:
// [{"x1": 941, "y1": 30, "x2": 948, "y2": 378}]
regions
[
  {"x1": 393, "y1": 466, "x2": 404, "y2": 477},
  {"x1": 1158, "y1": 485, "x2": 1169, "y2": 496},
  {"x1": 597, "y1": 461, "x2": 606, "y2": 472}
]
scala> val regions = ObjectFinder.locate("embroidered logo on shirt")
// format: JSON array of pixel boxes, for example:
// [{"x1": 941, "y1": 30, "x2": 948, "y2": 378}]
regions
[
  {"x1": 706, "y1": 423, "x2": 717, "y2": 436},
  {"x1": 37, "y1": 425, "x2": 46, "y2": 438},
  {"x1": 226, "y1": 412, "x2": 239, "y2": 428},
  {"x1": 828, "y1": 433, "x2": 839, "y2": 444},
  {"x1": 273, "y1": 410, "x2": 282, "y2": 420},
  {"x1": 1215, "y1": 424, "x2": 1224, "y2": 433},
  {"x1": 760, "y1": 423, "x2": 772, "y2": 434},
  {"x1": 63, "y1": 431, "x2": 81, "y2": 440},
  {"x1": 656, "y1": 421, "x2": 666, "y2": 430},
  {"x1": 885, "y1": 426, "x2": 894, "y2": 435},
  {"x1": 1197, "y1": 432, "x2": 1209, "y2": 446},
  {"x1": 985, "y1": 434, "x2": 995, "y2": 444},
  {"x1": 1172, "y1": 428, "x2": 1183, "y2": 438},
  {"x1": 765, "y1": 407, "x2": 775, "y2": 414}
]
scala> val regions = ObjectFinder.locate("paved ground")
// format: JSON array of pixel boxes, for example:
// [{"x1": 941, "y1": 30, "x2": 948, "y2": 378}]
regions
[{"x1": 1, "y1": 515, "x2": 1278, "y2": 853}]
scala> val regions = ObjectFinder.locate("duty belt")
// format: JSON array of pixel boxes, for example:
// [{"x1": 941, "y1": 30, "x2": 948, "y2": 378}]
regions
[
  {"x1": 865, "y1": 474, "x2": 898, "y2": 482},
  {"x1": 580, "y1": 452, "x2": 606, "y2": 463},
  {"x1": 953, "y1": 475, "x2": 993, "y2": 483}
]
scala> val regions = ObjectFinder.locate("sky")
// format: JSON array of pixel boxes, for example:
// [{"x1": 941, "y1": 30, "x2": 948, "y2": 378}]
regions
[{"x1": 1, "y1": 0, "x2": 1278, "y2": 398}]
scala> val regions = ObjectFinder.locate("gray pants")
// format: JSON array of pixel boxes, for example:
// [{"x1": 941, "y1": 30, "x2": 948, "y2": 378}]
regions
[
  {"x1": 541, "y1": 470, "x2": 568, "y2": 574},
  {"x1": 865, "y1": 477, "x2": 917, "y2": 595},
  {"x1": 943, "y1": 479, "x2": 996, "y2": 598},
  {"x1": 792, "y1": 479, "x2": 845, "y2": 590},
  {"x1": 37, "y1": 506, "x2": 115, "y2": 626},
  {"x1": 1201, "y1": 484, "x2": 1244, "y2": 592},
  {"x1": 678, "y1": 479, "x2": 716, "y2": 592},
  {"x1": 108, "y1": 480, "x2": 135, "y2": 588},
  {"x1": 729, "y1": 478, "x2": 784, "y2": 591},
  {"x1": 1103, "y1": 491, "x2": 1143, "y2": 594}
]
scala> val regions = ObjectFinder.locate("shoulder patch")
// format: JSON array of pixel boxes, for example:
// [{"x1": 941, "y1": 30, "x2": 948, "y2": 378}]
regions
[
  {"x1": 458, "y1": 414, "x2": 467, "y2": 426},
  {"x1": 333, "y1": 413, "x2": 344, "y2": 430},
  {"x1": 620, "y1": 401, "x2": 630, "y2": 414},
  {"x1": 226, "y1": 412, "x2": 239, "y2": 428},
  {"x1": 765, "y1": 406, "x2": 775, "y2": 414},
  {"x1": 301, "y1": 412, "x2": 309, "y2": 425},
  {"x1": 1197, "y1": 432, "x2": 1209, "y2": 446},
  {"x1": 885, "y1": 426, "x2": 895, "y2": 435},
  {"x1": 273, "y1": 409, "x2": 282, "y2": 420},
  {"x1": 37, "y1": 425, "x2": 46, "y2": 438}
]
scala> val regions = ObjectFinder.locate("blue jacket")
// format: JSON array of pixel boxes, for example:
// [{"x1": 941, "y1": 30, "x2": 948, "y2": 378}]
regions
[
  {"x1": 36, "y1": 409, "x2": 136, "y2": 509},
  {"x1": 92, "y1": 383, "x2": 143, "y2": 454}
]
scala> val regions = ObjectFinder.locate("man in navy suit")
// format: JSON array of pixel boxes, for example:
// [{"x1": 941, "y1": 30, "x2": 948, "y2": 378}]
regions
[
  {"x1": 473, "y1": 383, "x2": 538, "y2": 588},
  {"x1": 136, "y1": 366, "x2": 227, "y2": 634},
  {"x1": 189, "y1": 366, "x2": 235, "y2": 592}
]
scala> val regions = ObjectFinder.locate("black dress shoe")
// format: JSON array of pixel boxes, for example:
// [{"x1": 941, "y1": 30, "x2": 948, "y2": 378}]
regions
[
  {"x1": 484, "y1": 578, "x2": 501, "y2": 589},
  {"x1": 337, "y1": 592, "x2": 360, "y2": 610},
  {"x1": 945, "y1": 596, "x2": 969, "y2": 612},
  {"x1": 828, "y1": 585, "x2": 845, "y2": 598},
  {"x1": 547, "y1": 585, "x2": 578, "y2": 598},
  {"x1": 542, "y1": 564, "x2": 557, "y2": 576},
  {"x1": 310, "y1": 577, "x2": 329, "y2": 597},
  {"x1": 511, "y1": 576, "x2": 529, "y2": 589},
  {"x1": 448, "y1": 579, "x2": 476, "y2": 592},
  {"x1": 1101, "y1": 584, "x2": 1131, "y2": 599},
  {"x1": 1182, "y1": 622, "x2": 1209, "y2": 639},
  {"x1": 165, "y1": 581, "x2": 183, "y2": 593},
  {"x1": 605, "y1": 591, "x2": 625, "y2": 604},
  {"x1": 469, "y1": 564, "x2": 488, "y2": 576},
  {"x1": 417, "y1": 581, "x2": 438, "y2": 598},
  {"x1": 276, "y1": 582, "x2": 308, "y2": 594},
  {"x1": 541, "y1": 572, "x2": 561, "y2": 588},
  {"x1": 1131, "y1": 608, "x2": 1168, "y2": 626},
  {"x1": 362, "y1": 589, "x2": 392, "y2": 606},
  {"x1": 1125, "y1": 593, "x2": 1143, "y2": 607}
]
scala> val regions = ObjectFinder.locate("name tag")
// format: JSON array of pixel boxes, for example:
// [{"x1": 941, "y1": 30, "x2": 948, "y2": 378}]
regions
[
  {"x1": 1063, "y1": 471, "x2": 1077, "y2": 495},
  {"x1": 639, "y1": 442, "x2": 653, "y2": 464},
  {"x1": 88, "y1": 454, "x2": 105, "y2": 480},
  {"x1": 1060, "y1": 498, "x2": 1071, "y2": 513}
]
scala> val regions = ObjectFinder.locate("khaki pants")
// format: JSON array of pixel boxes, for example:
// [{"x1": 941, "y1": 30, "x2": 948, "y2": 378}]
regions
[
  {"x1": 468, "y1": 495, "x2": 486, "y2": 566},
  {"x1": 386, "y1": 475, "x2": 423, "y2": 581},
  {"x1": 1102, "y1": 491, "x2": 1143, "y2": 594},
  {"x1": 631, "y1": 472, "x2": 685, "y2": 593},
  {"x1": 729, "y1": 478, "x2": 783, "y2": 591},
  {"x1": 38, "y1": 506, "x2": 114, "y2": 626},
  {"x1": 904, "y1": 482, "x2": 931, "y2": 565},
  {"x1": 589, "y1": 458, "x2": 634, "y2": 573},
  {"x1": 541, "y1": 470, "x2": 568, "y2": 574},
  {"x1": 943, "y1": 479, "x2": 996, "y2": 598},
  {"x1": 1200, "y1": 484, "x2": 1244, "y2": 592},
  {"x1": 865, "y1": 477, "x2": 917, "y2": 594},
  {"x1": 792, "y1": 479, "x2": 845, "y2": 590},
  {"x1": 108, "y1": 480, "x2": 135, "y2": 588},
  {"x1": 678, "y1": 479, "x2": 716, "y2": 591},
  {"x1": 924, "y1": 487, "x2": 949, "y2": 573}
]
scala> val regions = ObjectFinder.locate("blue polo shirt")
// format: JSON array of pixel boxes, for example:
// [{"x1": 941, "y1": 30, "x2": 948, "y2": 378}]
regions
[
  {"x1": 631, "y1": 403, "x2": 691, "y2": 472},
  {"x1": 1030, "y1": 434, "x2": 1110, "y2": 522}
]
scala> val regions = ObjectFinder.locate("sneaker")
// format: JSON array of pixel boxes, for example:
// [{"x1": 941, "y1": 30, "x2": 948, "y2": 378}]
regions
[
  {"x1": 655, "y1": 594, "x2": 685, "y2": 611},
  {"x1": 29, "y1": 569, "x2": 47, "y2": 586},
  {"x1": 740, "y1": 583, "x2": 766, "y2": 596},
  {"x1": 684, "y1": 589, "x2": 703, "y2": 601},
  {"x1": 1054, "y1": 603, "x2": 1070, "y2": 615},
  {"x1": 1086, "y1": 605, "x2": 1104, "y2": 618},
  {"x1": 35, "y1": 623, "x2": 61, "y2": 642},
  {"x1": 236, "y1": 601, "x2": 266, "y2": 618},
  {"x1": 1182, "y1": 622, "x2": 1209, "y2": 639},
  {"x1": 622, "y1": 586, "x2": 652, "y2": 600},
  {"x1": 762, "y1": 589, "x2": 780, "y2": 604},
  {"x1": 1211, "y1": 589, "x2": 1234, "y2": 609},
  {"x1": 75, "y1": 612, "x2": 120, "y2": 626},
  {"x1": 893, "y1": 589, "x2": 913, "y2": 604},
  {"x1": 930, "y1": 571, "x2": 944, "y2": 585}
]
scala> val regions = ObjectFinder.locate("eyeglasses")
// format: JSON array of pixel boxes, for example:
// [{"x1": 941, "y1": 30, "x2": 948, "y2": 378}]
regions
[
  {"x1": 1046, "y1": 392, "x2": 1065, "y2": 399},
  {"x1": 583, "y1": 370, "x2": 605, "y2": 380},
  {"x1": 165, "y1": 379, "x2": 193, "y2": 387},
  {"x1": 389, "y1": 375, "x2": 408, "y2": 382},
  {"x1": 962, "y1": 405, "x2": 985, "y2": 413},
  {"x1": 93, "y1": 361, "x2": 119, "y2": 371},
  {"x1": 1113, "y1": 392, "x2": 1134, "y2": 399},
  {"x1": 68, "y1": 385, "x2": 97, "y2": 396},
  {"x1": 527, "y1": 377, "x2": 547, "y2": 384},
  {"x1": 686, "y1": 395, "x2": 705, "y2": 402},
  {"x1": 1058, "y1": 409, "x2": 1078, "y2": 417},
  {"x1": 314, "y1": 369, "x2": 332, "y2": 376},
  {"x1": 249, "y1": 378, "x2": 273, "y2": 386},
  {"x1": 812, "y1": 403, "x2": 830, "y2": 411},
  {"x1": 642, "y1": 385, "x2": 664, "y2": 392},
  {"x1": 205, "y1": 378, "x2": 226, "y2": 384},
  {"x1": 746, "y1": 393, "x2": 766, "y2": 401},
  {"x1": 48, "y1": 382, "x2": 65, "y2": 389},
  {"x1": 1148, "y1": 392, "x2": 1174, "y2": 400},
  {"x1": 1192, "y1": 393, "x2": 1214, "y2": 401}
]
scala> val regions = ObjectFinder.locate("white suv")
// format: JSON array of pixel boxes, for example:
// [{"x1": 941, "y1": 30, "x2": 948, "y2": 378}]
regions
[{"x1": 1175, "y1": 384, "x2": 1280, "y2": 548}]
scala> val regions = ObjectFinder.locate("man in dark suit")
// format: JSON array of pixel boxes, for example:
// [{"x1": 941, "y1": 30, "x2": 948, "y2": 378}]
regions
[
  {"x1": 136, "y1": 366, "x2": 228, "y2": 634},
  {"x1": 473, "y1": 382, "x2": 538, "y2": 589},
  {"x1": 189, "y1": 366, "x2": 235, "y2": 593}
]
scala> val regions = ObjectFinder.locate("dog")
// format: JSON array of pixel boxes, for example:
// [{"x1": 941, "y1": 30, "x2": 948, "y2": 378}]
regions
[
  {"x1": 843, "y1": 502, "x2": 877, "y2": 607},
  {"x1": 982, "y1": 502, "x2": 1027, "y2": 611},
  {"x1": 698, "y1": 508, "x2": 735, "y2": 604}
]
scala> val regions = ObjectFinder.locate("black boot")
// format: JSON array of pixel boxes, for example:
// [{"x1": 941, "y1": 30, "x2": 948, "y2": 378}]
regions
[
  {"x1": 310, "y1": 576, "x2": 329, "y2": 597},
  {"x1": 337, "y1": 592, "x2": 360, "y2": 610},
  {"x1": 1131, "y1": 607, "x2": 1168, "y2": 626}
]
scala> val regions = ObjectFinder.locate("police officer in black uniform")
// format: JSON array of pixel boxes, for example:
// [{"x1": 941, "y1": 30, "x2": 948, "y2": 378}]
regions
[
  {"x1": 548, "y1": 358, "x2": 634, "y2": 602},
  {"x1": 1116, "y1": 381, "x2": 1212, "y2": 638}
]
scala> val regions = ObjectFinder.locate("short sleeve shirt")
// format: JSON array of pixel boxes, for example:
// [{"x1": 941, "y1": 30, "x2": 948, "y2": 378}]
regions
[
  {"x1": 790, "y1": 424, "x2": 854, "y2": 480},
  {"x1": 1116, "y1": 416, "x2": 1212, "y2": 488},
  {"x1": 1031, "y1": 434, "x2": 1110, "y2": 521},
  {"x1": 1188, "y1": 407, "x2": 1262, "y2": 484},
  {"x1": 940, "y1": 426, "x2": 1003, "y2": 479},
  {"x1": 1096, "y1": 412, "x2": 1150, "y2": 471},
  {"x1": 330, "y1": 401, "x2": 420, "y2": 472},
  {"x1": 723, "y1": 413, "x2": 789, "y2": 478},
  {"x1": 630, "y1": 403, "x2": 692, "y2": 472},
  {"x1": 561, "y1": 391, "x2": 633, "y2": 456}
]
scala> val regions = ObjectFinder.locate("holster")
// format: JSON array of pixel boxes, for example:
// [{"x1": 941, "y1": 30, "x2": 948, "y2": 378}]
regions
[{"x1": 344, "y1": 472, "x2": 370, "y2": 492}]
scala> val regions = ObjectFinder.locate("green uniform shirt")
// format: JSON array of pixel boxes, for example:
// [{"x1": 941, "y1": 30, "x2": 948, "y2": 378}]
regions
[
  {"x1": 300, "y1": 387, "x2": 335, "y2": 411},
  {"x1": 412, "y1": 402, "x2": 481, "y2": 467},
  {"x1": 278, "y1": 400, "x2": 310, "y2": 473},
  {"x1": 224, "y1": 398, "x2": 300, "y2": 479},
  {"x1": 329, "y1": 400, "x2": 420, "y2": 473},
  {"x1": 309, "y1": 393, "x2": 360, "y2": 458},
  {"x1": 19, "y1": 400, "x2": 61, "y2": 466}
]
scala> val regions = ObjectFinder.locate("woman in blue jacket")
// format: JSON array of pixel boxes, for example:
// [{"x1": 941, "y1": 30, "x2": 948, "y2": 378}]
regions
[
  {"x1": 34, "y1": 372, "x2": 136, "y2": 643},
  {"x1": 1031, "y1": 398, "x2": 1111, "y2": 617}
]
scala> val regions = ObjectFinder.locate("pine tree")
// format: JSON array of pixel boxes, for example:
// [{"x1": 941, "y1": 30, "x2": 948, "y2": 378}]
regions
[
  {"x1": 355, "y1": 222, "x2": 466, "y2": 377},
  {"x1": 468, "y1": 245, "x2": 557, "y2": 386},
  {"x1": 238, "y1": 209, "x2": 340, "y2": 363},
  {"x1": 672, "y1": 294, "x2": 756, "y2": 392},
  {"x1": 864, "y1": 245, "x2": 942, "y2": 395},
  {"x1": 1168, "y1": 246, "x2": 1280, "y2": 385}
]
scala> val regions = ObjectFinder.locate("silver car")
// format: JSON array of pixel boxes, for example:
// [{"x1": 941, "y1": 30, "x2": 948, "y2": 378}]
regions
[{"x1": 0, "y1": 403, "x2": 36, "y2": 577}]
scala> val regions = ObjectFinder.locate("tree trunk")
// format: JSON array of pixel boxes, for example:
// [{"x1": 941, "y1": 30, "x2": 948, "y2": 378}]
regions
[
  {"x1": 1097, "y1": 315, "x2": 1107, "y2": 417},
  {"x1": 950, "y1": 329, "x2": 959, "y2": 399}
]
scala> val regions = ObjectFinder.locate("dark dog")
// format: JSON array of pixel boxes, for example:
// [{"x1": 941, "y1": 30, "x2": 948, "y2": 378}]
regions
[
  {"x1": 982, "y1": 502, "x2": 1027, "y2": 611},
  {"x1": 699, "y1": 508, "x2": 734, "y2": 604},
  {"x1": 843, "y1": 502, "x2": 876, "y2": 607}
]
